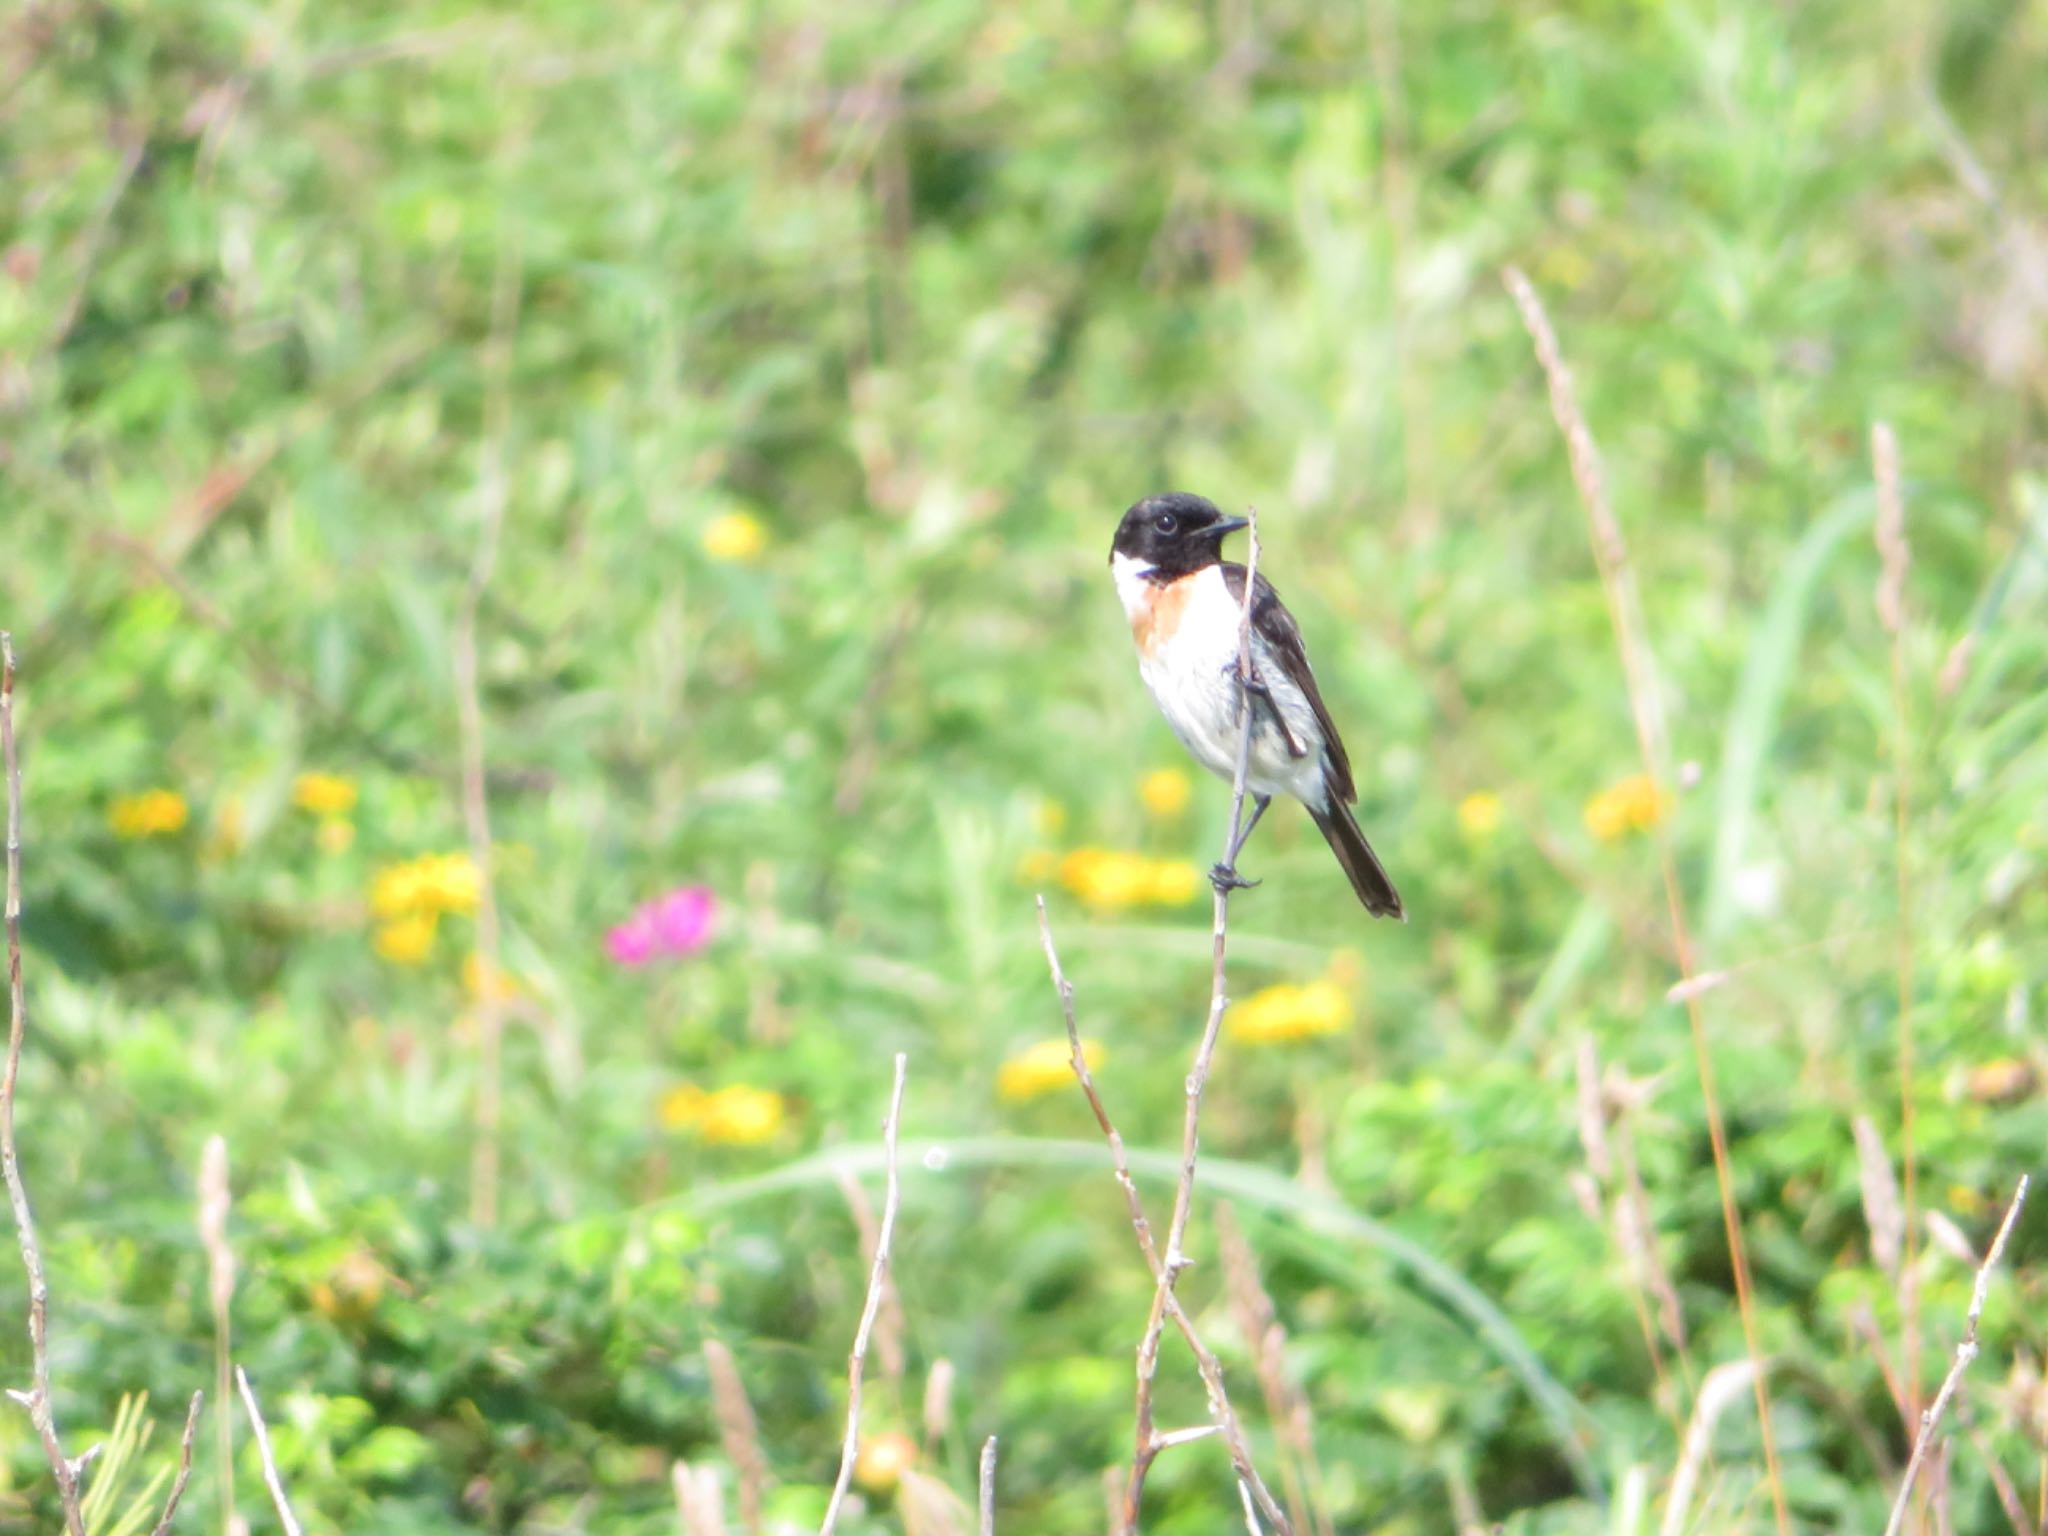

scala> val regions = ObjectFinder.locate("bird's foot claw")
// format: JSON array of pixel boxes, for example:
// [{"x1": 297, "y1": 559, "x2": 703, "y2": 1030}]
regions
[{"x1": 1209, "y1": 863, "x2": 1260, "y2": 895}]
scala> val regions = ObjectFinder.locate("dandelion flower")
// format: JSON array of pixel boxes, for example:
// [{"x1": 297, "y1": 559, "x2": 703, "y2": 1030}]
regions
[
  {"x1": 1015, "y1": 848, "x2": 1058, "y2": 883},
  {"x1": 1456, "y1": 791, "x2": 1503, "y2": 839},
  {"x1": 702, "y1": 510, "x2": 768, "y2": 563},
  {"x1": 1584, "y1": 774, "x2": 1670, "y2": 842},
  {"x1": 1138, "y1": 768, "x2": 1192, "y2": 819},
  {"x1": 109, "y1": 789, "x2": 189, "y2": 839},
  {"x1": 374, "y1": 910, "x2": 438, "y2": 965},
  {"x1": 463, "y1": 953, "x2": 522, "y2": 1003},
  {"x1": 292, "y1": 772, "x2": 358, "y2": 816},
  {"x1": 1227, "y1": 980, "x2": 1349, "y2": 1045},
  {"x1": 1142, "y1": 859, "x2": 1202, "y2": 905},
  {"x1": 999, "y1": 1038, "x2": 1100, "y2": 1102},
  {"x1": 663, "y1": 1083, "x2": 785, "y2": 1145}
]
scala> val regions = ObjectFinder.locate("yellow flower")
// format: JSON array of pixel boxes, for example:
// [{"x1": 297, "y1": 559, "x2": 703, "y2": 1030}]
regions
[
  {"x1": 1457, "y1": 791, "x2": 1503, "y2": 839},
  {"x1": 1139, "y1": 768, "x2": 1192, "y2": 819},
  {"x1": 999, "y1": 1037, "x2": 1100, "y2": 1102},
  {"x1": 1583, "y1": 774, "x2": 1670, "y2": 842},
  {"x1": 1143, "y1": 859, "x2": 1202, "y2": 905},
  {"x1": 702, "y1": 510, "x2": 768, "y2": 563},
  {"x1": 317, "y1": 819, "x2": 356, "y2": 856},
  {"x1": 1228, "y1": 979, "x2": 1349, "y2": 1045},
  {"x1": 292, "y1": 772, "x2": 358, "y2": 816},
  {"x1": 463, "y1": 953, "x2": 522, "y2": 1004},
  {"x1": 370, "y1": 852, "x2": 480, "y2": 918},
  {"x1": 1058, "y1": 849, "x2": 1202, "y2": 909},
  {"x1": 373, "y1": 910, "x2": 438, "y2": 965},
  {"x1": 855, "y1": 1430, "x2": 919, "y2": 1494},
  {"x1": 109, "y1": 789, "x2": 189, "y2": 839},
  {"x1": 662, "y1": 1084, "x2": 786, "y2": 1146}
]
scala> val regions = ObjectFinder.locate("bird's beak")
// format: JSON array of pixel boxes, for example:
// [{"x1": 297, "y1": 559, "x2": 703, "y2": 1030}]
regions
[{"x1": 1213, "y1": 516, "x2": 1250, "y2": 537}]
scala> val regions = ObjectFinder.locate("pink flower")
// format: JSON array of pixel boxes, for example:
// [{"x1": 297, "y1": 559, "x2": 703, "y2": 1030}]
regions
[
  {"x1": 605, "y1": 885, "x2": 718, "y2": 967},
  {"x1": 605, "y1": 910, "x2": 660, "y2": 967},
  {"x1": 649, "y1": 886, "x2": 716, "y2": 954}
]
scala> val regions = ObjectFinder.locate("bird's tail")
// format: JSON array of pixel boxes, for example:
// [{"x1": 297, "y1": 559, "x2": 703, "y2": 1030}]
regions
[{"x1": 1310, "y1": 799, "x2": 1405, "y2": 921}]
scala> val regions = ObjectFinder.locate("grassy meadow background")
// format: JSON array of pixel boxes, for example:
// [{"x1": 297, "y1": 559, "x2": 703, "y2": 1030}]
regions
[{"x1": 5, "y1": 0, "x2": 2048, "y2": 1530}]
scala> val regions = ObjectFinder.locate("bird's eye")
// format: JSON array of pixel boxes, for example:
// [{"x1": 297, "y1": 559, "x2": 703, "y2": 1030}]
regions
[{"x1": 1154, "y1": 513, "x2": 1178, "y2": 534}]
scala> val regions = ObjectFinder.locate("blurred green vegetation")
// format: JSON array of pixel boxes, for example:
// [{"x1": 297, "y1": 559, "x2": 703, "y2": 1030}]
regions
[{"x1": 4, "y1": 0, "x2": 2048, "y2": 1531}]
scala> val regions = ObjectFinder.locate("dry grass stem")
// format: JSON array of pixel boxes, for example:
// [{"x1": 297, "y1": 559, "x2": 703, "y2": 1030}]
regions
[
  {"x1": 817, "y1": 1052, "x2": 908, "y2": 1536},
  {"x1": 1964, "y1": 1424, "x2": 2032, "y2": 1536},
  {"x1": 148, "y1": 1391, "x2": 205, "y2": 1536},
  {"x1": 1503, "y1": 268, "x2": 1791, "y2": 1536},
  {"x1": 234, "y1": 1366, "x2": 305, "y2": 1536},
  {"x1": 1659, "y1": 1359, "x2": 1758, "y2": 1536},
  {"x1": 1882, "y1": 1176, "x2": 2031, "y2": 1536},
  {"x1": 1217, "y1": 1203, "x2": 1333, "y2": 1536},
  {"x1": 197, "y1": 1134, "x2": 235, "y2": 1536},
  {"x1": 458, "y1": 227, "x2": 524, "y2": 1230},
  {"x1": 835, "y1": 1161, "x2": 906, "y2": 1380},
  {"x1": 702, "y1": 1339, "x2": 767, "y2": 1536},
  {"x1": 1871, "y1": 420, "x2": 1922, "y2": 1428},
  {"x1": 1855, "y1": 1114, "x2": 1905, "y2": 1283},
  {"x1": 1035, "y1": 895, "x2": 1291, "y2": 1533},
  {"x1": 978, "y1": 1435, "x2": 997, "y2": 1536},
  {"x1": 922, "y1": 1359, "x2": 955, "y2": 1451},
  {"x1": 0, "y1": 635, "x2": 90, "y2": 1536},
  {"x1": 673, "y1": 1460, "x2": 730, "y2": 1536}
]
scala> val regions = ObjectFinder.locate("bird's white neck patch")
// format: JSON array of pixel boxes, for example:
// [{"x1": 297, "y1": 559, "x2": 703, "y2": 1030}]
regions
[{"x1": 1110, "y1": 552, "x2": 1158, "y2": 622}]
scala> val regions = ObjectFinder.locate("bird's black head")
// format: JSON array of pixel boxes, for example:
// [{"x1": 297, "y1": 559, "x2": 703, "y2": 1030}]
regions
[{"x1": 1109, "y1": 492, "x2": 1249, "y2": 578}]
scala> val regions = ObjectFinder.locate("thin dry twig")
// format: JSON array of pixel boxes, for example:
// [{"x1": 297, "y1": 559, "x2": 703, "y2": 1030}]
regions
[
  {"x1": 1503, "y1": 268, "x2": 1791, "y2": 1536},
  {"x1": 702, "y1": 1339, "x2": 767, "y2": 1536},
  {"x1": 234, "y1": 1366, "x2": 305, "y2": 1536},
  {"x1": 459, "y1": 228, "x2": 524, "y2": 1230},
  {"x1": 1883, "y1": 1177, "x2": 2031, "y2": 1536},
  {"x1": 0, "y1": 634, "x2": 90, "y2": 1536},
  {"x1": 673, "y1": 1460, "x2": 730, "y2": 1536},
  {"x1": 1872, "y1": 421, "x2": 1922, "y2": 1430},
  {"x1": 1035, "y1": 907, "x2": 1290, "y2": 1526},
  {"x1": 835, "y1": 1162, "x2": 906, "y2": 1381},
  {"x1": 147, "y1": 1391, "x2": 204, "y2": 1536},
  {"x1": 818, "y1": 1052, "x2": 908, "y2": 1536},
  {"x1": 197, "y1": 1135, "x2": 235, "y2": 1536},
  {"x1": 978, "y1": 1435, "x2": 997, "y2": 1536},
  {"x1": 1217, "y1": 1203, "x2": 1333, "y2": 1536}
]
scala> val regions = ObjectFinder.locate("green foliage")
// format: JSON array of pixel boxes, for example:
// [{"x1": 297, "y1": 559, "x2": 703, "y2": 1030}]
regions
[{"x1": 3, "y1": 0, "x2": 2047, "y2": 1531}]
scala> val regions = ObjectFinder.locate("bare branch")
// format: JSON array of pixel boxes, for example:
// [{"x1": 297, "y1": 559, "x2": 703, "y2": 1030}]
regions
[
  {"x1": 234, "y1": 1367, "x2": 305, "y2": 1536},
  {"x1": 460, "y1": 225, "x2": 524, "y2": 1230},
  {"x1": 978, "y1": 1435, "x2": 997, "y2": 1536},
  {"x1": 818, "y1": 1052, "x2": 908, "y2": 1536},
  {"x1": 1, "y1": 634, "x2": 89, "y2": 1536},
  {"x1": 1883, "y1": 1177, "x2": 2031, "y2": 1536},
  {"x1": 1503, "y1": 267, "x2": 1790, "y2": 1536},
  {"x1": 147, "y1": 1391, "x2": 204, "y2": 1536}
]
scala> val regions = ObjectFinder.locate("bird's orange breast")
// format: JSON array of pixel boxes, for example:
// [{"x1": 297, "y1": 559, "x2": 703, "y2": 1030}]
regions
[{"x1": 1129, "y1": 572, "x2": 1197, "y2": 660}]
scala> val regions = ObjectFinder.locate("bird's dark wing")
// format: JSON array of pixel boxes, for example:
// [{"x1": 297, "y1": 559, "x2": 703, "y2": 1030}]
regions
[{"x1": 1218, "y1": 562, "x2": 1356, "y2": 804}]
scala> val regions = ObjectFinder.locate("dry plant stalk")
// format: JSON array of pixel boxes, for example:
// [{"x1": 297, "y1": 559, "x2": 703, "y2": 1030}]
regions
[
  {"x1": 148, "y1": 1391, "x2": 206, "y2": 1536},
  {"x1": 978, "y1": 1435, "x2": 997, "y2": 1536},
  {"x1": 1036, "y1": 507, "x2": 1292, "y2": 1535},
  {"x1": 817, "y1": 1052, "x2": 908, "y2": 1536},
  {"x1": 921, "y1": 1358, "x2": 955, "y2": 1452},
  {"x1": 1035, "y1": 903, "x2": 1291, "y2": 1535},
  {"x1": 1871, "y1": 421, "x2": 1922, "y2": 1427},
  {"x1": 0, "y1": 635, "x2": 91, "y2": 1536},
  {"x1": 458, "y1": 229, "x2": 523, "y2": 1230},
  {"x1": 673, "y1": 1459, "x2": 731, "y2": 1536},
  {"x1": 835, "y1": 1160, "x2": 907, "y2": 1380},
  {"x1": 198, "y1": 1134, "x2": 236, "y2": 1536},
  {"x1": 702, "y1": 1339, "x2": 768, "y2": 1536},
  {"x1": 1216, "y1": 1202, "x2": 1333, "y2": 1536},
  {"x1": 1882, "y1": 1177, "x2": 2031, "y2": 1536},
  {"x1": 1659, "y1": 1359, "x2": 1759, "y2": 1536},
  {"x1": 1502, "y1": 269, "x2": 1791, "y2": 1536},
  {"x1": 234, "y1": 1366, "x2": 305, "y2": 1536}
]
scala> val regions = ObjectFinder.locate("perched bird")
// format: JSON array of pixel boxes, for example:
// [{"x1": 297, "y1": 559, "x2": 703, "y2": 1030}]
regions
[{"x1": 1109, "y1": 492, "x2": 1404, "y2": 920}]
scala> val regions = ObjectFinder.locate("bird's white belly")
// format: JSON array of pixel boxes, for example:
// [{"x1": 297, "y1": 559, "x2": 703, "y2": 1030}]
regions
[{"x1": 1129, "y1": 567, "x2": 1327, "y2": 806}]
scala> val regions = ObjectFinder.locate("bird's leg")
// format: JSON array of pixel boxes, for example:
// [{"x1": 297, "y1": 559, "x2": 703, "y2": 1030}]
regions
[{"x1": 1210, "y1": 794, "x2": 1272, "y2": 895}]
